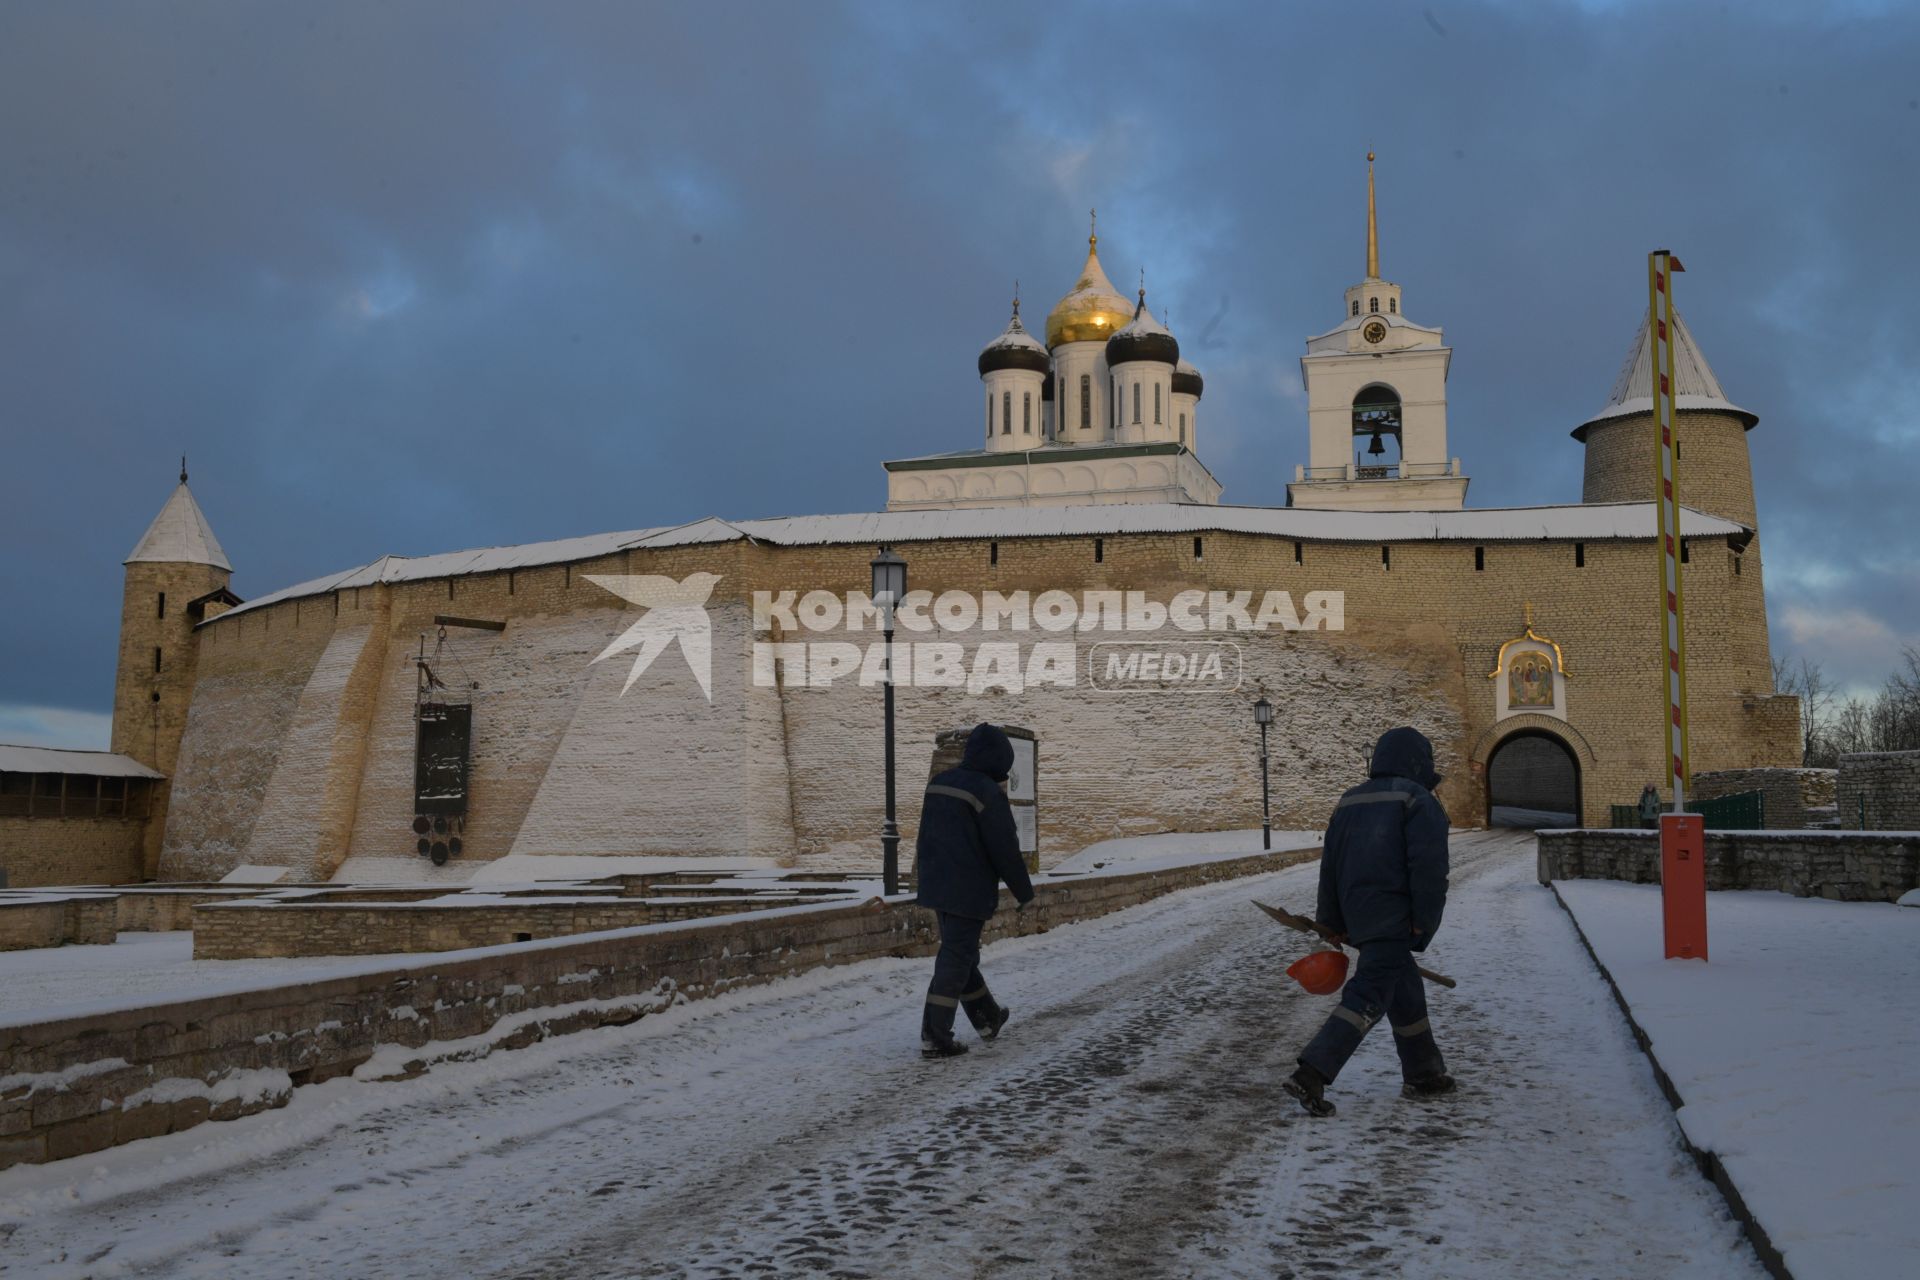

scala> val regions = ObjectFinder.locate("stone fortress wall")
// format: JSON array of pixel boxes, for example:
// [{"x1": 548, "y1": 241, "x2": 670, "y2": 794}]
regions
[{"x1": 156, "y1": 517, "x2": 1800, "y2": 882}]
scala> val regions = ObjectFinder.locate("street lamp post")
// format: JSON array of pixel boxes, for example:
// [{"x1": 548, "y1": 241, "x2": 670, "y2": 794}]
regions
[
  {"x1": 871, "y1": 546, "x2": 908, "y2": 894},
  {"x1": 1253, "y1": 695, "x2": 1274, "y2": 851}
]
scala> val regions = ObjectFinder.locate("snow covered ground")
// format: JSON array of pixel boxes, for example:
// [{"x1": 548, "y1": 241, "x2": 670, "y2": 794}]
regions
[
  {"x1": 1048, "y1": 826, "x2": 1320, "y2": 874},
  {"x1": 1555, "y1": 880, "x2": 1920, "y2": 1279},
  {"x1": 0, "y1": 830, "x2": 1765, "y2": 1279}
]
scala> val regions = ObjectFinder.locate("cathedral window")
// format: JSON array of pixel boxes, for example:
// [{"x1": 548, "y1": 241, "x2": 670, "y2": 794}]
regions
[
  {"x1": 1369, "y1": 297, "x2": 1380, "y2": 313},
  {"x1": 1351, "y1": 300, "x2": 1360, "y2": 317},
  {"x1": 1132, "y1": 382, "x2": 1141, "y2": 424},
  {"x1": 1080, "y1": 375, "x2": 1091, "y2": 430},
  {"x1": 1389, "y1": 297, "x2": 1398, "y2": 314},
  {"x1": 1179, "y1": 412, "x2": 1186, "y2": 443},
  {"x1": 1154, "y1": 383, "x2": 1162, "y2": 424},
  {"x1": 1023, "y1": 391, "x2": 1032, "y2": 434},
  {"x1": 987, "y1": 391, "x2": 993, "y2": 438},
  {"x1": 1003, "y1": 391, "x2": 1012, "y2": 435}
]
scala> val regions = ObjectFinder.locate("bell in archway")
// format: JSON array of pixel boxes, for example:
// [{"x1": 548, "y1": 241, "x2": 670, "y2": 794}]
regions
[{"x1": 1366, "y1": 431, "x2": 1386, "y2": 456}]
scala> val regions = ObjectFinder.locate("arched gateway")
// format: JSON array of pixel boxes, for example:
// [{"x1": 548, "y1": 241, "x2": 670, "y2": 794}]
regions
[{"x1": 1485, "y1": 730, "x2": 1582, "y2": 829}]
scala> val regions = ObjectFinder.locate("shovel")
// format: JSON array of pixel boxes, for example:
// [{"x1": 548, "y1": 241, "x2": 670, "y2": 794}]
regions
[{"x1": 1252, "y1": 900, "x2": 1458, "y2": 989}]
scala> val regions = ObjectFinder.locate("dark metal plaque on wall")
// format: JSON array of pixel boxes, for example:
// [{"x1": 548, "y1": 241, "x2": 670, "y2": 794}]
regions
[{"x1": 414, "y1": 702, "x2": 472, "y2": 816}]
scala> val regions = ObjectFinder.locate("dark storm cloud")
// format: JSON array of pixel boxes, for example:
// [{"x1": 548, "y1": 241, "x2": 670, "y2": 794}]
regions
[{"x1": 2, "y1": 0, "x2": 1916, "y2": 742}]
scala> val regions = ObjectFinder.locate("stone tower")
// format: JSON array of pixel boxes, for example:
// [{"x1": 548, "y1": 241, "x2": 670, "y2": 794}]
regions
[
  {"x1": 113, "y1": 463, "x2": 238, "y2": 874},
  {"x1": 1573, "y1": 308, "x2": 1759, "y2": 528},
  {"x1": 1291, "y1": 153, "x2": 1468, "y2": 511}
]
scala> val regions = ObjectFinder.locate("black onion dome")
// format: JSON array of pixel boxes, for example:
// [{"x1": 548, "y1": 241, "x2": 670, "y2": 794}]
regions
[
  {"x1": 1172, "y1": 358, "x2": 1204, "y2": 399},
  {"x1": 1104, "y1": 294, "x2": 1179, "y2": 367},
  {"x1": 978, "y1": 305, "x2": 1050, "y2": 377}
]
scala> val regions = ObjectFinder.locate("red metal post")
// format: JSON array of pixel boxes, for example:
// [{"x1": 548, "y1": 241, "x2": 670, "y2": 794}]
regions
[{"x1": 1660, "y1": 813, "x2": 1708, "y2": 960}]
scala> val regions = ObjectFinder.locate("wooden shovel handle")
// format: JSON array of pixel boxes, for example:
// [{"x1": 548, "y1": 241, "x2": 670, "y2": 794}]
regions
[{"x1": 1253, "y1": 900, "x2": 1458, "y2": 990}]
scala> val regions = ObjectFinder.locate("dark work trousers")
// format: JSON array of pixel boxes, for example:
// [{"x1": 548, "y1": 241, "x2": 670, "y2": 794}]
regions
[
  {"x1": 1298, "y1": 939, "x2": 1446, "y2": 1084},
  {"x1": 922, "y1": 911, "x2": 998, "y2": 1044}
]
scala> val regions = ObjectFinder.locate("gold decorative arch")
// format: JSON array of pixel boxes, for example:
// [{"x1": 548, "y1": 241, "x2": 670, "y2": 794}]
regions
[{"x1": 1488, "y1": 602, "x2": 1570, "y2": 679}]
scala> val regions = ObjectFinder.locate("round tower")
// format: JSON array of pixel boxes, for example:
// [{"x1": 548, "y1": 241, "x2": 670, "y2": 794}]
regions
[
  {"x1": 1105, "y1": 286, "x2": 1179, "y2": 445},
  {"x1": 1574, "y1": 308, "x2": 1759, "y2": 528},
  {"x1": 1045, "y1": 213, "x2": 1134, "y2": 444},
  {"x1": 113, "y1": 463, "x2": 237, "y2": 872},
  {"x1": 1172, "y1": 357, "x2": 1204, "y2": 451},
  {"x1": 978, "y1": 293, "x2": 1049, "y2": 452}
]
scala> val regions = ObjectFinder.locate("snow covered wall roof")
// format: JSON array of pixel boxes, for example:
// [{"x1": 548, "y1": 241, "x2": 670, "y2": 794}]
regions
[
  {"x1": 0, "y1": 745, "x2": 164, "y2": 779},
  {"x1": 211, "y1": 501, "x2": 1748, "y2": 624}
]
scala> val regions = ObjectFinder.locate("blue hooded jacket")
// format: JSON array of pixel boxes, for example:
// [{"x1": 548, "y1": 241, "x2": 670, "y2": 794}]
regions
[
  {"x1": 1315, "y1": 727, "x2": 1451, "y2": 950},
  {"x1": 914, "y1": 723, "x2": 1035, "y2": 920}
]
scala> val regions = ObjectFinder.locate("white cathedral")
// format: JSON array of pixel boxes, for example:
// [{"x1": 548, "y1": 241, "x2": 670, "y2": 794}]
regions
[{"x1": 884, "y1": 155, "x2": 1465, "y2": 513}]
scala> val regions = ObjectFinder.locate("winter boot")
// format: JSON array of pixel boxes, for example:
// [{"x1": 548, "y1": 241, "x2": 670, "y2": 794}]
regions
[
  {"x1": 1283, "y1": 1064, "x2": 1336, "y2": 1117},
  {"x1": 975, "y1": 1002, "x2": 1011, "y2": 1042},
  {"x1": 921, "y1": 1035, "x2": 969, "y2": 1061},
  {"x1": 1401, "y1": 1072, "x2": 1456, "y2": 1099}
]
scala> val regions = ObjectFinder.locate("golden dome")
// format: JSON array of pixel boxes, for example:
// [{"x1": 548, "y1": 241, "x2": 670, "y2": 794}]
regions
[{"x1": 1045, "y1": 233, "x2": 1136, "y2": 348}]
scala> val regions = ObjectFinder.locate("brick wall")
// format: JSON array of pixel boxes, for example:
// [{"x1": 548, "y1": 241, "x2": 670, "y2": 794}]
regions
[
  {"x1": 1835, "y1": 751, "x2": 1920, "y2": 831},
  {"x1": 156, "y1": 520, "x2": 1797, "y2": 880},
  {"x1": 1, "y1": 843, "x2": 1313, "y2": 1170},
  {"x1": 0, "y1": 896, "x2": 117, "y2": 951},
  {"x1": 0, "y1": 816, "x2": 147, "y2": 889},
  {"x1": 1691, "y1": 767, "x2": 1838, "y2": 829},
  {"x1": 1537, "y1": 828, "x2": 1918, "y2": 901}
]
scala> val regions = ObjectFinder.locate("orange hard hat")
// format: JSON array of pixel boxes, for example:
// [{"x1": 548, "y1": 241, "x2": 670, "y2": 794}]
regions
[{"x1": 1287, "y1": 949, "x2": 1350, "y2": 996}]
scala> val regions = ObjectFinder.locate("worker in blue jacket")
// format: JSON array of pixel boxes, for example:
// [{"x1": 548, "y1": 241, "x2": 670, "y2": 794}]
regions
[
  {"x1": 914, "y1": 722, "x2": 1035, "y2": 1059},
  {"x1": 1284, "y1": 726, "x2": 1455, "y2": 1116}
]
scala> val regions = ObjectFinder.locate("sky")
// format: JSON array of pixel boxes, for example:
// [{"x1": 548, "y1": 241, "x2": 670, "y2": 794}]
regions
[{"x1": 1, "y1": 0, "x2": 1916, "y2": 748}]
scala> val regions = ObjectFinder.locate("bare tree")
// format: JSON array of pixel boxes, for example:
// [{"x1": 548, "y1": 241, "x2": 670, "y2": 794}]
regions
[{"x1": 1773, "y1": 654, "x2": 1835, "y2": 765}]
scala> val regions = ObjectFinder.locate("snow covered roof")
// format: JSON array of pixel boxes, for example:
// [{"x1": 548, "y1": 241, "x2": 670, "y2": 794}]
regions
[
  {"x1": 0, "y1": 745, "x2": 164, "y2": 779},
  {"x1": 212, "y1": 501, "x2": 1749, "y2": 623},
  {"x1": 1575, "y1": 308, "x2": 1756, "y2": 438},
  {"x1": 1304, "y1": 308, "x2": 1443, "y2": 353},
  {"x1": 125, "y1": 482, "x2": 231, "y2": 571}
]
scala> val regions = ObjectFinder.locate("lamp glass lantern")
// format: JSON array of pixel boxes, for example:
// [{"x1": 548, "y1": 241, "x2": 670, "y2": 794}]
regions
[
  {"x1": 870, "y1": 546, "x2": 907, "y2": 618},
  {"x1": 1253, "y1": 696, "x2": 1274, "y2": 727}
]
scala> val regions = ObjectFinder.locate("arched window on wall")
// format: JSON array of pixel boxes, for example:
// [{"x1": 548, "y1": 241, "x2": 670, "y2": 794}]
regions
[
  {"x1": 1079, "y1": 374, "x2": 1090, "y2": 429},
  {"x1": 1351, "y1": 300, "x2": 1360, "y2": 317},
  {"x1": 1389, "y1": 297, "x2": 1398, "y2": 314},
  {"x1": 1023, "y1": 391, "x2": 1032, "y2": 434},
  {"x1": 1002, "y1": 391, "x2": 1011, "y2": 435},
  {"x1": 986, "y1": 391, "x2": 993, "y2": 439},
  {"x1": 1132, "y1": 382, "x2": 1141, "y2": 424},
  {"x1": 1154, "y1": 383, "x2": 1162, "y2": 424},
  {"x1": 1369, "y1": 296, "x2": 1380, "y2": 313},
  {"x1": 1352, "y1": 382, "x2": 1403, "y2": 472},
  {"x1": 1179, "y1": 412, "x2": 1187, "y2": 444}
]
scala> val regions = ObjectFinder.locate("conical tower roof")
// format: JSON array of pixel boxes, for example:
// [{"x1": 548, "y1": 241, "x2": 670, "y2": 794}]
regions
[
  {"x1": 126, "y1": 471, "x2": 231, "y2": 570},
  {"x1": 1574, "y1": 308, "x2": 1756, "y2": 439}
]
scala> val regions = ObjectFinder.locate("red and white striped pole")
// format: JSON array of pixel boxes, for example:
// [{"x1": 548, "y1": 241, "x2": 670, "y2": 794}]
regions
[
  {"x1": 1649, "y1": 249, "x2": 1691, "y2": 810},
  {"x1": 1651, "y1": 249, "x2": 1707, "y2": 960}
]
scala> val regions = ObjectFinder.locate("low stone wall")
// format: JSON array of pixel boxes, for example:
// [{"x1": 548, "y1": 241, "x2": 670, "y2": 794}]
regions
[
  {"x1": 1690, "y1": 767, "x2": 1837, "y2": 830},
  {"x1": 0, "y1": 844, "x2": 1314, "y2": 1169},
  {"x1": 1836, "y1": 750, "x2": 1920, "y2": 831},
  {"x1": 1538, "y1": 829, "x2": 1918, "y2": 902},
  {"x1": 192, "y1": 893, "x2": 833, "y2": 958},
  {"x1": 0, "y1": 895, "x2": 119, "y2": 951}
]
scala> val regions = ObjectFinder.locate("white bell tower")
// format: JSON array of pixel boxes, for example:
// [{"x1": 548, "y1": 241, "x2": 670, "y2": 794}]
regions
[{"x1": 1289, "y1": 153, "x2": 1468, "y2": 511}]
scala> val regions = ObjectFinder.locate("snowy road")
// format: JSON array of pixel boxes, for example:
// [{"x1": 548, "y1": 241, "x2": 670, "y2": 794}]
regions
[{"x1": 0, "y1": 830, "x2": 1764, "y2": 1279}]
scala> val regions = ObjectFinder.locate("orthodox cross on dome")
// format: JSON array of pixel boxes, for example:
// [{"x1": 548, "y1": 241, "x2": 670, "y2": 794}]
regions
[
  {"x1": 1011, "y1": 280, "x2": 1020, "y2": 320},
  {"x1": 180, "y1": 455, "x2": 189, "y2": 485},
  {"x1": 1089, "y1": 207, "x2": 1097, "y2": 249},
  {"x1": 1488, "y1": 602, "x2": 1571, "y2": 678}
]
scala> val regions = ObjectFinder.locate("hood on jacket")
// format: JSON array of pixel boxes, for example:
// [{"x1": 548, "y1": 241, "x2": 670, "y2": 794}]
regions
[
  {"x1": 1369, "y1": 726, "x2": 1440, "y2": 790},
  {"x1": 960, "y1": 722, "x2": 1015, "y2": 781}
]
